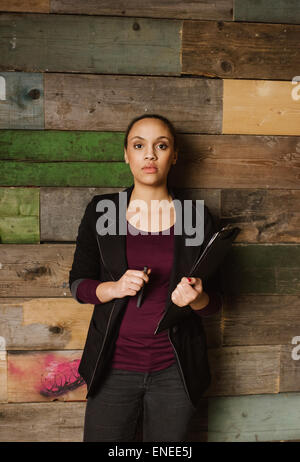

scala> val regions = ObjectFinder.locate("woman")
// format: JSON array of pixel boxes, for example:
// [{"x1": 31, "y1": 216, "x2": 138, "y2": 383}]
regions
[{"x1": 69, "y1": 114, "x2": 223, "y2": 442}]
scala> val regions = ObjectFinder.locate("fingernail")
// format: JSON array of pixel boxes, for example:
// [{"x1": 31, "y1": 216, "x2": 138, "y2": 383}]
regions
[{"x1": 187, "y1": 277, "x2": 192, "y2": 282}]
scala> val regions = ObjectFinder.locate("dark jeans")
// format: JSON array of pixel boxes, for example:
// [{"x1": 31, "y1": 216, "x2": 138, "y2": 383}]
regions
[{"x1": 83, "y1": 361, "x2": 196, "y2": 442}]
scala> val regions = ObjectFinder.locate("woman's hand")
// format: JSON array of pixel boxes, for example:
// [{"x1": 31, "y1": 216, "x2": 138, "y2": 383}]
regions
[
  {"x1": 171, "y1": 277, "x2": 209, "y2": 310},
  {"x1": 113, "y1": 268, "x2": 151, "y2": 299}
]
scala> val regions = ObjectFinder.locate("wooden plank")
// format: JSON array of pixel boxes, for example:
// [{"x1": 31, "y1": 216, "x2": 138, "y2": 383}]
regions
[
  {"x1": 7, "y1": 350, "x2": 86, "y2": 402},
  {"x1": 0, "y1": 161, "x2": 131, "y2": 187},
  {"x1": 223, "y1": 295, "x2": 300, "y2": 346},
  {"x1": 40, "y1": 187, "x2": 220, "y2": 242},
  {"x1": 0, "y1": 187, "x2": 39, "y2": 243},
  {"x1": 205, "y1": 345, "x2": 280, "y2": 397},
  {"x1": 0, "y1": 130, "x2": 125, "y2": 161},
  {"x1": 0, "y1": 72, "x2": 44, "y2": 129},
  {"x1": 0, "y1": 244, "x2": 299, "y2": 297},
  {"x1": 0, "y1": 13, "x2": 181, "y2": 75},
  {"x1": 280, "y1": 344, "x2": 300, "y2": 392},
  {"x1": 221, "y1": 244, "x2": 300, "y2": 295},
  {"x1": 44, "y1": 73, "x2": 222, "y2": 132},
  {"x1": 2, "y1": 130, "x2": 300, "y2": 190},
  {"x1": 221, "y1": 189, "x2": 300, "y2": 243},
  {"x1": 223, "y1": 79, "x2": 300, "y2": 136},
  {"x1": 0, "y1": 350, "x2": 7, "y2": 403},
  {"x1": 208, "y1": 393, "x2": 300, "y2": 442},
  {"x1": 182, "y1": 20, "x2": 300, "y2": 80},
  {"x1": 0, "y1": 298, "x2": 93, "y2": 350},
  {"x1": 234, "y1": 0, "x2": 300, "y2": 25},
  {"x1": 0, "y1": 0, "x2": 49, "y2": 13},
  {"x1": 51, "y1": 0, "x2": 233, "y2": 20},
  {"x1": 0, "y1": 402, "x2": 85, "y2": 441}
]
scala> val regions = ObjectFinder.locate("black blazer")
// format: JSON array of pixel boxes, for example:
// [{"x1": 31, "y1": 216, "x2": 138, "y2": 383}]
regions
[{"x1": 69, "y1": 183, "x2": 223, "y2": 409}]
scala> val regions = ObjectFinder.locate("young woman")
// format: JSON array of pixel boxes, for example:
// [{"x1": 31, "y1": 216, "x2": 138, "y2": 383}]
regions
[{"x1": 69, "y1": 114, "x2": 223, "y2": 442}]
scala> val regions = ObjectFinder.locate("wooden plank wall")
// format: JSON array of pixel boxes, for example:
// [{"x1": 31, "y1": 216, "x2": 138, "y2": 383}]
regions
[{"x1": 0, "y1": 0, "x2": 300, "y2": 442}]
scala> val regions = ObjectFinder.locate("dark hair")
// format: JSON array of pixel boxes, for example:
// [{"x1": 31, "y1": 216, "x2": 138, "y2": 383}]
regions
[{"x1": 124, "y1": 114, "x2": 178, "y2": 152}]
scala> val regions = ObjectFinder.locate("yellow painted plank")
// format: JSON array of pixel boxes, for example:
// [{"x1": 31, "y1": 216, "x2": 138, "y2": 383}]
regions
[{"x1": 223, "y1": 79, "x2": 300, "y2": 135}]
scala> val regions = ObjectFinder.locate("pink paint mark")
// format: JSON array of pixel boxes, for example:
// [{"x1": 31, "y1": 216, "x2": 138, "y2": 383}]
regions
[{"x1": 39, "y1": 357, "x2": 84, "y2": 397}]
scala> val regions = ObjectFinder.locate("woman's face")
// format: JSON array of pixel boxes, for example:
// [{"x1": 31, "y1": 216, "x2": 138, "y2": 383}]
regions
[{"x1": 124, "y1": 118, "x2": 177, "y2": 187}]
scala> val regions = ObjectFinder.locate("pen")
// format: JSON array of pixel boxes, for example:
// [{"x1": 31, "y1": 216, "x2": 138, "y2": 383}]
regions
[{"x1": 137, "y1": 266, "x2": 148, "y2": 308}]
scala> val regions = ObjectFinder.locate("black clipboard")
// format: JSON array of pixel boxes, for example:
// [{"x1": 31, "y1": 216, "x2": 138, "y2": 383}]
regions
[
  {"x1": 154, "y1": 224, "x2": 241, "y2": 335},
  {"x1": 187, "y1": 224, "x2": 241, "y2": 281}
]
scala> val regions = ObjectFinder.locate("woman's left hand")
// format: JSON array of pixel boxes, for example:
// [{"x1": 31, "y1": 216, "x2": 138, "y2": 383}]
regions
[{"x1": 171, "y1": 276, "x2": 204, "y2": 308}]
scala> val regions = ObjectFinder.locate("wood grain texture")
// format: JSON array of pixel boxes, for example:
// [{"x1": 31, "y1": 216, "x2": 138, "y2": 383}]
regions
[
  {"x1": 208, "y1": 393, "x2": 300, "y2": 442},
  {"x1": 182, "y1": 20, "x2": 300, "y2": 80},
  {"x1": 0, "y1": 160, "x2": 131, "y2": 187},
  {"x1": 2, "y1": 130, "x2": 300, "y2": 190},
  {"x1": 221, "y1": 189, "x2": 300, "y2": 243},
  {"x1": 0, "y1": 13, "x2": 181, "y2": 75},
  {"x1": 234, "y1": 0, "x2": 300, "y2": 25},
  {"x1": 0, "y1": 187, "x2": 39, "y2": 243},
  {"x1": 0, "y1": 402, "x2": 85, "y2": 441},
  {"x1": 223, "y1": 295, "x2": 300, "y2": 345},
  {"x1": 0, "y1": 72, "x2": 44, "y2": 129},
  {"x1": 280, "y1": 343, "x2": 300, "y2": 392},
  {"x1": 221, "y1": 244, "x2": 300, "y2": 295},
  {"x1": 7, "y1": 350, "x2": 86, "y2": 402},
  {"x1": 51, "y1": 0, "x2": 233, "y2": 20},
  {"x1": 223, "y1": 79, "x2": 300, "y2": 136},
  {"x1": 0, "y1": 351, "x2": 7, "y2": 403},
  {"x1": 0, "y1": 298, "x2": 93, "y2": 350},
  {"x1": 0, "y1": 244, "x2": 299, "y2": 297},
  {"x1": 44, "y1": 73, "x2": 222, "y2": 132},
  {"x1": 205, "y1": 345, "x2": 280, "y2": 396},
  {"x1": 0, "y1": 0, "x2": 49, "y2": 13}
]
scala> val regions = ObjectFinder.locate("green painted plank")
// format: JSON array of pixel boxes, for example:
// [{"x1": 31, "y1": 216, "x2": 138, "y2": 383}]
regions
[
  {"x1": 0, "y1": 161, "x2": 131, "y2": 187},
  {"x1": 0, "y1": 130, "x2": 124, "y2": 161},
  {"x1": 221, "y1": 244, "x2": 300, "y2": 294},
  {"x1": 0, "y1": 13, "x2": 181, "y2": 75},
  {"x1": 0, "y1": 188, "x2": 39, "y2": 243},
  {"x1": 208, "y1": 393, "x2": 300, "y2": 442},
  {"x1": 0, "y1": 72, "x2": 44, "y2": 129},
  {"x1": 234, "y1": 0, "x2": 300, "y2": 25}
]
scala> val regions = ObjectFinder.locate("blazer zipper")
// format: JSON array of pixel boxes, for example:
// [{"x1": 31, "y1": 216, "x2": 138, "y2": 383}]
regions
[
  {"x1": 168, "y1": 328, "x2": 193, "y2": 406},
  {"x1": 96, "y1": 234, "x2": 116, "y2": 283},
  {"x1": 87, "y1": 299, "x2": 116, "y2": 395}
]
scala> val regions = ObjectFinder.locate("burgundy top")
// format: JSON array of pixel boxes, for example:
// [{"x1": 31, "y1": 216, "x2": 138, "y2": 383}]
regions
[{"x1": 76, "y1": 220, "x2": 221, "y2": 372}]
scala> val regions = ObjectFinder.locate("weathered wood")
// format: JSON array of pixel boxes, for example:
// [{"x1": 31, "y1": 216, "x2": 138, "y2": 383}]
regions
[
  {"x1": 182, "y1": 20, "x2": 300, "y2": 80},
  {"x1": 221, "y1": 188, "x2": 300, "y2": 243},
  {"x1": 44, "y1": 73, "x2": 222, "y2": 133},
  {"x1": 0, "y1": 0, "x2": 49, "y2": 13},
  {"x1": 0, "y1": 187, "x2": 39, "y2": 243},
  {"x1": 0, "y1": 401, "x2": 85, "y2": 441},
  {"x1": 223, "y1": 295, "x2": 300, "y2": 346},
  {"x1": 221, "y1": 244, "x2": 300, "y2": 295},
  {"x1": 7, "y1": 350, "x2": 86, "y2": 402},
  {"x1": 208, "y1": 393, "x2": 300, "y2": 442},
  {"x1": 0, "y1": 13, "x2": 182, "y2": 75},
  {"x1": 0, "y1": 351, "x2": 7, "y2": 403},
  {"x1": 0, "y1": 244, "x2": 299, "y2": 297},
  {"x1": 40, "y1": 187, "x2": 220, "y2": 242},
  {"x1": 234, "y1": 0, "x2": 300, "y2": 25},
  {"x1": 280, "y1": 344, "x2": 300, "y2": 392},
  {"x1": 51, "y1": 0, "x2": 233, "y2": 20},
  {"x1": 0, "y1": 72, "x2": 44, "y2": 129},
  {"x1": 0, "y1": 298, "x2": 93, "y2": 350},
  {"x1": 205, "y1": 345, "x2": 280, "y2": 397},
  {"x1": 0, "y1": 130, "x2": 125, "y2": 161},
  {"x1": 2, "y1": 130, "x2": 300, "y2": 190},
  {"x1": 0, "y1": 161, "x2": 131, "y2": 187},
  {"x1": 223, "y1": 79, "x2": 300, "y2": 136}
]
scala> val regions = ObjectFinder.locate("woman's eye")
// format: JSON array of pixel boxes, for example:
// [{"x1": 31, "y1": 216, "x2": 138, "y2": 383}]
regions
[
  {"x1": 158, "y1": 143, "x2": 168, "y2": 149},
  {"x1": 134, "y1": 143, "x2": 142, "y2": 149},
  {"x1": 133, "y1": 143, "x2": 168, "y2": 149}
]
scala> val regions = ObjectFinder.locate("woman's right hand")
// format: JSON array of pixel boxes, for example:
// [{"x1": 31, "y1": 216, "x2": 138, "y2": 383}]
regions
[{"x1": 113, "y1": 268, "x2": 151, "y2": 299}]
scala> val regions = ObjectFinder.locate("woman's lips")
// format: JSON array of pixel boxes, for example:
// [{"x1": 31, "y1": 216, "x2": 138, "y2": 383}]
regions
[{"x1": 142, "y1": 167, "x2": 158, "y2": 173}]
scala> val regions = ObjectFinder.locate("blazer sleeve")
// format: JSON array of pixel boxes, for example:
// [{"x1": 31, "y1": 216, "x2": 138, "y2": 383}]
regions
[
  {"x1": 194, "y1": 205, "x2": 224, "y2": 317},
  {"x1": 69, "y1": 197, "x2": 102, "y2": 304}
]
